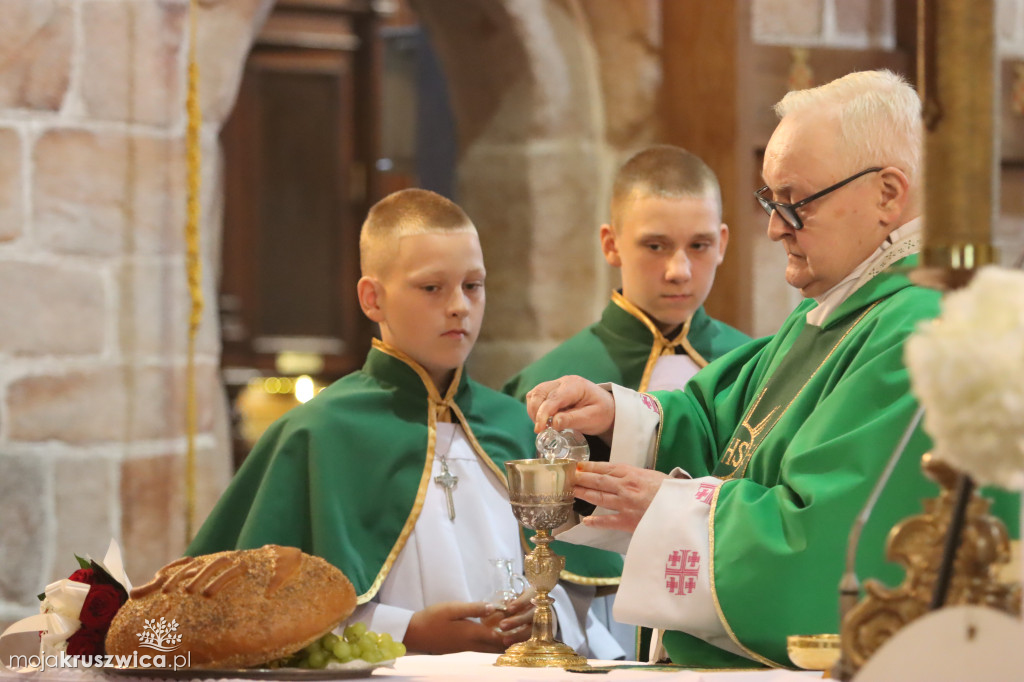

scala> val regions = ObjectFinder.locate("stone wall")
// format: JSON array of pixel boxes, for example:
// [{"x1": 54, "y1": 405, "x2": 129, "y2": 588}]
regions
[
  {"x1": 1, "y1": 0, "x2": 1018, "y2": 635},
  {"x1": 0, "y1": 0, "x2": 660, "y2": 630},
  {"x1": 0, "y1": 0, "x2": 272, "y2": 627},
  {"x1": 0, "y1": 0, "x2": 661, "y2": 629}
]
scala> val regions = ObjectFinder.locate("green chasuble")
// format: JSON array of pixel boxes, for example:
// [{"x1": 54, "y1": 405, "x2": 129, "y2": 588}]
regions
[
  {"x1": 643, "y1": 255, "x2": 1018, "y2": 668},
  {"x1": 502, "y1": 291, "x2": 750, "y2": 399},
  {"x1": 188, "y1": 341, "x2": 621, "y2": 602}
]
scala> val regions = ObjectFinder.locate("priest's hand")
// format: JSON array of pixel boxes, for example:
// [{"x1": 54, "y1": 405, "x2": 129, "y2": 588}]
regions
[
  {"x1": 403, "y1": 601, "x2": 529, "y2": 654},
  {"x1": 526, "y1": 375, "x2": 615, "y2": 441},
  {"x1": 573, "y1": 461, "x2": 669, "y2": 533}
]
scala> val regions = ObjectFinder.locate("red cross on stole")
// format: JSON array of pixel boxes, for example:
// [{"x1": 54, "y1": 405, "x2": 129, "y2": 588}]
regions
[{"x1": 664, "y1": 549, "x2": 700, "y2": 595}]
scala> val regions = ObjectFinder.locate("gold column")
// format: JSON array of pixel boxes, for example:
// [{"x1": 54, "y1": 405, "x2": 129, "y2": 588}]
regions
[{"x1": 914, "y1": 0, "x2": 999, "y2": 289}]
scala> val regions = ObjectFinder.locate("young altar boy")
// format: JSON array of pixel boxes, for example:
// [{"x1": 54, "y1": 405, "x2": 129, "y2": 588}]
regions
[
  {"x1": 188, "y1": 188, "x2": 623, "y2": 658},
  {"x1": 503, "y1": 145, "x2": 749, "y2": 400},
  {"x1": 502, "y1": 145, "x2": 750, "y2": 659}
]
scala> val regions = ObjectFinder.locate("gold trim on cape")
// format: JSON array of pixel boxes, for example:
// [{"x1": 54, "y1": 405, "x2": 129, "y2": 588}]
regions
[
  {"x1": 373, "y1": 340, "x2": 618, "y2": 590},
  {"x1": 720, "y1": 301, "x2": 880, "y2": 481},
  {"x1": 647, "y1": 393, "x2": 666, "y2": 472},
  {"x1": 558, "y1": 569, "x2": 621, "y2": 587},
  {"x1": 357, "y1": 339, "x2": 468, "y2": 603},
  {"x1": 611, "y1": 292, "x2": 707, "y2": 393}
]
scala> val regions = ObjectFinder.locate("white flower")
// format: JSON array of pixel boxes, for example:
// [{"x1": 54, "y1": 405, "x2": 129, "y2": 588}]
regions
[{"x1": 905, "y1": 265, "x2": 1024, "y2": 489}]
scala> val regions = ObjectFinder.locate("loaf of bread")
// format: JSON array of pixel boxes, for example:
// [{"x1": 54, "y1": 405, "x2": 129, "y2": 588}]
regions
[{"x1": 105, "y1": 545, "x2": 357, "y2": 669}]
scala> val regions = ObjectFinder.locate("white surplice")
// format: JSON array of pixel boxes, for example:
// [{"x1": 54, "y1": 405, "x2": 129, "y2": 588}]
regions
[{"x1": 340, "y1": 422, "x2": 624, "y2": 659}]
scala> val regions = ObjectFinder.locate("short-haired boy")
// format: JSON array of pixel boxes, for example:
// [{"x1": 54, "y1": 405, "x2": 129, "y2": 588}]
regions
[
  {"x1": 502, "y1": 146, "x2": 750, "y2": 659},
  {"x1": 188, "y1": 189, "x2": 623, "y2": 657},
  {"x1": 504, "y1": 145, "x2": 750, "y2": 400}
]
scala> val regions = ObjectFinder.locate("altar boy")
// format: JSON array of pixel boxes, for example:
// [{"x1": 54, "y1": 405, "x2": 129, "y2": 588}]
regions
[
  {"x1": 188, "y1": 189, "x2": 623, "y2": 657},
  {"x1": 502, "y1": 145, "x2": 750, "y2": 659},
  {"x1": 503, "y1": 145, "x2": 749, "y2": 400}
]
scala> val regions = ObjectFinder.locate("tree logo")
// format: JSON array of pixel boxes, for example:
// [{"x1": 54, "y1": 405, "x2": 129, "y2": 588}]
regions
[{"x1": 136, "y1": 618, "x2": 183, "y2": 652}]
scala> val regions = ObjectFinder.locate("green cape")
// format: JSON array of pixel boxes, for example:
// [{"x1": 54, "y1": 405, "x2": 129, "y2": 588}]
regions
[
  {"x1": 188, "y1": 343, "x2": 621, "y2": 601},
  {"x1": 502, "y1": 292, "x2": 751, "y2": 399}
]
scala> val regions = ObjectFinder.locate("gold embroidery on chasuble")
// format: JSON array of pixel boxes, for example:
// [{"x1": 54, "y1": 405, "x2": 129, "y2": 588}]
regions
[
  {"x1": 718, "y1": 391, "x2": 779, "y2": 480},
  {"x1": 711, "y1": 301, "x2": 881, "y2": 481}
]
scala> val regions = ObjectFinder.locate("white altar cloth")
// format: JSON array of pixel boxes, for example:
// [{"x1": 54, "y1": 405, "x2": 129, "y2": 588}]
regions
[{"x1": 0, "y1": 652, "x2": 823, "y2": 682}]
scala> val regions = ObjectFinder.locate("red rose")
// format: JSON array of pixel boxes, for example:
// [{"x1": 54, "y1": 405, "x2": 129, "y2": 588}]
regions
[
  {"x1": 66, "y1": 628, "x2": 106, "y2": 657},
  {"x1": 78, "y1": 584, "x2": 123, "y2": 630},
  {"x1": 68, "y1": 568, "x2": 95, "y2": 585}
]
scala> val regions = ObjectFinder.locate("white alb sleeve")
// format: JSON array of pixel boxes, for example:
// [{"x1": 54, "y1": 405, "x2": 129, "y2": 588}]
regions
[
  {"x1": 613, "y1": 476, "x2": 753, "y2": 661},
  {"x1": 605, "y1": 383, "x2": 660, "y2": 469},
  {"x1": 554, "y1": 383, "x2": 661, "y2": 553}
]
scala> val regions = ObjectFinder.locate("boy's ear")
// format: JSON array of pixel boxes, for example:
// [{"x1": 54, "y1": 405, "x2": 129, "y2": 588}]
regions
[
  {"x1": 599, "y1": 224, "x2": 622, "y2": 268},
  {"x1": 357, "y1": 276, "x2": 386, "y2": 323},
  {"x1": 716, "y1": 223, "x2": 730, "y2": 265}
]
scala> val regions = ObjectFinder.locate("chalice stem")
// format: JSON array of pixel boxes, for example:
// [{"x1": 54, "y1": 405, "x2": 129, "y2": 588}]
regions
[
  {"x1": 523, "y1": 528, "x2": 561, "y2": 643},
  {"x1": 529, "y1": 592, "x2": 556, "y2": 642}
]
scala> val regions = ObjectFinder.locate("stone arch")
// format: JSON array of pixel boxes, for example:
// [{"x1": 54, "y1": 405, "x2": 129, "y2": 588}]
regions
[{"x1": 411, "y1": 0, "x2": 660, "y2": 386}]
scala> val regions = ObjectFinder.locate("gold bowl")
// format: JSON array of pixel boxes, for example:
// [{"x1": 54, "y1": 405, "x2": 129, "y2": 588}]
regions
[{"x1": 787, "y1": 633, "x2": 840, "y2": 671}]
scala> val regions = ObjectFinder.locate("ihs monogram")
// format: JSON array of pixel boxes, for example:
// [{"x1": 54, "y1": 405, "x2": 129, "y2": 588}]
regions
[{"x1": 719, "y1": 390, "x2": 778, "y2": 480}]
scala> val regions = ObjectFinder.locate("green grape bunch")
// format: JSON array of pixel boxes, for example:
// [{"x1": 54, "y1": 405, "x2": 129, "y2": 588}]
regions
[{"x1": 272, "y1": 622, "x2": 407, "y2": 669}]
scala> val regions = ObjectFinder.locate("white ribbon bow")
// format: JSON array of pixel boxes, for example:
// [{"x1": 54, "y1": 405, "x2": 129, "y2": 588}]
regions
[{"x1": 0, "y1": 539, "x2": 132, "y2": 672}]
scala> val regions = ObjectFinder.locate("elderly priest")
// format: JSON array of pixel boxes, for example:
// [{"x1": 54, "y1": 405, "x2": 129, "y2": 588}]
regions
[{"x1": 524, "y1": 69, "x2": 1017, "y2": 669}]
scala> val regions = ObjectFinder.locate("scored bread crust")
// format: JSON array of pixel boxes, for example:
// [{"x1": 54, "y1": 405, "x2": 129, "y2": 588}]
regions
[{"x1": 105, "y1": 545, "x2": 357, "y2": 669}]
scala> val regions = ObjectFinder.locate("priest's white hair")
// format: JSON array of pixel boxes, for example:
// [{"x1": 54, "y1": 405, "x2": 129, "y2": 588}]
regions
[{"x1": 774, "y1": 69, "x2": 922, "y2": 191}]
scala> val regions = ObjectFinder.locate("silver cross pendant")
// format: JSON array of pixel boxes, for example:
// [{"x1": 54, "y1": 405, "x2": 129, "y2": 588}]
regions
[{"x1": 434, "y1": 456, "x2": 458, "y2": 521}]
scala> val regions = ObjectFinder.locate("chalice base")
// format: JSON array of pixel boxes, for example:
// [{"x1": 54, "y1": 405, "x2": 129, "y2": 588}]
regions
[{"x1": 495, "y1": 638, "x2": 588, "y2": 668}]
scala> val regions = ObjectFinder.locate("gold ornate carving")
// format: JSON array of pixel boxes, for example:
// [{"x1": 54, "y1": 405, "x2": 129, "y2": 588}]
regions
[{"x1": 838, "y1": 455, "x2": 1020, "y2": 677}]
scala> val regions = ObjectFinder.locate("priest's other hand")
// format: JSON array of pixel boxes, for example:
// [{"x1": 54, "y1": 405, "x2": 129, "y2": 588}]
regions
[
  {"x1": 403, "y1": 601, "x2": 524, "y2": 654},
  {"x1": 526, "y1": 375, "x2": 615, "y2": 440},
  {"x1": 574, "y1": 461, "x2": 669, "y2": 533}
]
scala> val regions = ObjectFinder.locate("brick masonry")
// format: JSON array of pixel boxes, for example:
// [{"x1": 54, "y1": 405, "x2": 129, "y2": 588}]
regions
[{"x1": 0, "y1": 0, "x2": 268, "y2": 628}]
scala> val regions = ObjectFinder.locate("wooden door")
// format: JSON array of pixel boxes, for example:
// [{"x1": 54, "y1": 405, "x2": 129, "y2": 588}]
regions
[{"x1": 219, "y1": 0, "x2": 384, "y2": 467}]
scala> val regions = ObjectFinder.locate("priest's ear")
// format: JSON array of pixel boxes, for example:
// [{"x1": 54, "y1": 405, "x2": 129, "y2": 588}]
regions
[
  {"x1": 877, "y1": 166, "x2": 911, "y2": 229},
  {"x1": 357, "y1": 276, "x2": 386, "y2": 323}
]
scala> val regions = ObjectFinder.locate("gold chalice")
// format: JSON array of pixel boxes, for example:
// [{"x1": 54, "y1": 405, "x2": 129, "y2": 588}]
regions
[{"x1": 495, "y1": 459, "x2": 588, "y2": 668}]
